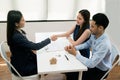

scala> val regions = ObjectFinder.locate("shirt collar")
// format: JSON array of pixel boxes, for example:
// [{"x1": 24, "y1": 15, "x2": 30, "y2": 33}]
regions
[{"x1": 94, "y1": 33, "x2": 106, "y2": 41}]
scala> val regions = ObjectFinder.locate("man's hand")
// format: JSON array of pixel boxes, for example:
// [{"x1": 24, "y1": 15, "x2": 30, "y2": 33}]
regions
[{"x1": 64, "y1": 45, "x2": 77, "y2": 56}]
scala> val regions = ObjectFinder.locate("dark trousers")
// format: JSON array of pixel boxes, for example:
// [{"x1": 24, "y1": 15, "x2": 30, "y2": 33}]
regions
[
  {"x1": 82, "y1": 67, "x2": 108, "y2": 80},
  {"x1": 66, "y1": 67, "x2": 107, "y2": 80},
  {"x1": 65, "y1": 72, "x2": 79, "y2": 80}
]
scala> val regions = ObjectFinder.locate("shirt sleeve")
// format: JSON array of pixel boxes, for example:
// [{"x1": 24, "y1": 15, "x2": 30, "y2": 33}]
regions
[
  {"x1": 13, "y1": 33, "x2": 51, "y2": 50},
  {"x1": 75, "y1": 37, "x2": 92, "y2": 50},
  {"x1": 76, "y1": 43, "x2": 109, "y2": 68}
]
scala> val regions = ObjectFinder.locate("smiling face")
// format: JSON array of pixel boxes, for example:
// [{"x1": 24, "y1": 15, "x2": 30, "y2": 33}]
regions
[
  {"x1": 15, "y1": 16, "x2": 25, "y2": 29},
  {"x1": 76, "y1": 13, "x2": 85, "y2": 26},
  {"x1": 90, "y1": 20, "x2": 99, "y2": 35}
]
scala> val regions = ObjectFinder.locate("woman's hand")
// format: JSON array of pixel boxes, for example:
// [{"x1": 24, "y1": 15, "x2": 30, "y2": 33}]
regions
[{"x1": 50, "y1": 35, "x2": 57, "y2": 41}]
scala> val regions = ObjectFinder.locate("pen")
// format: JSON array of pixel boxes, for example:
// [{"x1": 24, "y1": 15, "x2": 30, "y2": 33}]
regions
[{"x1": 65, "y1": 55, "x2": 69, "y2": 61}]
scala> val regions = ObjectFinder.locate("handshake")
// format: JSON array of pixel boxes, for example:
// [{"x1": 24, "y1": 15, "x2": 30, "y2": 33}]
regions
[{"x1": 50, "y1": 35, "x2": 58, "y2": 41}]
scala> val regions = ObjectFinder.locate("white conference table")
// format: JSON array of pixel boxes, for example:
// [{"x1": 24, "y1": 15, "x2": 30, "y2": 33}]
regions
[{"x1": 36, "y1": 32, "x2": 87, "y2": 80}]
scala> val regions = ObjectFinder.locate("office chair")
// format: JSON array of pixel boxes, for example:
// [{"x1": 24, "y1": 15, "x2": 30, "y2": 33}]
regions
[
  {"x1": 100, "y1": 44, "x2": 120, "y2": 80},
  {"x1": 0, "y1": 41, "x2": 40, "y2": 80}
]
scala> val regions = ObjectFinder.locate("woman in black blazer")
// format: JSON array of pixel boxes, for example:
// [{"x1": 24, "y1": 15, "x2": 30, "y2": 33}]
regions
[{"x1": 7, "y1": 10, "x2": 56, "y2": 76}]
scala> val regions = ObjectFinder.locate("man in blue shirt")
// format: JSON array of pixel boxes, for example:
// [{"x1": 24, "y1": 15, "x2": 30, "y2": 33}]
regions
[{"x1": 65, "y1": 13, "x2": 112, "y2": 80}]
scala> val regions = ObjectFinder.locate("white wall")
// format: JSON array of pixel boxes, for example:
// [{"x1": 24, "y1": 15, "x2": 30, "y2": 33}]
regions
[
  {"x1": 0, "y1": 21, "x2": 76, "y2": 42},
  {"x1": 24, "y1": 21, "x2": 76, "y2": 41},
  {"x1": 0, "y1": 23, "x2": 7, "y2": 42},
  {"x1": 106, "y1": 0, "x2": 120, "y2": 50}
]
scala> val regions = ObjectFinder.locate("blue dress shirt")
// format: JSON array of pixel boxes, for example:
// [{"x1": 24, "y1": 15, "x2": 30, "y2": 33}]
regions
[{"x1": 75, "y1": 33, "x2": 112, "y2": 71}]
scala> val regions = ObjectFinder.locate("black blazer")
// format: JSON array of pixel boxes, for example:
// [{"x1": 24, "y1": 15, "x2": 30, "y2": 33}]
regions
[{"x1": 9, "y1": 30, "x2": 51, "y2": 76}]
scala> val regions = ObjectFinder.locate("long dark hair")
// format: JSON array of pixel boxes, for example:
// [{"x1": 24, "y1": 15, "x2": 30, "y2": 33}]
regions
[
  {"x1": 7, "y1": 10, "x2": 23, "y2": 45},
  {"x1": 76, "y1": 9, "x2": 90, "y2": 40}
]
